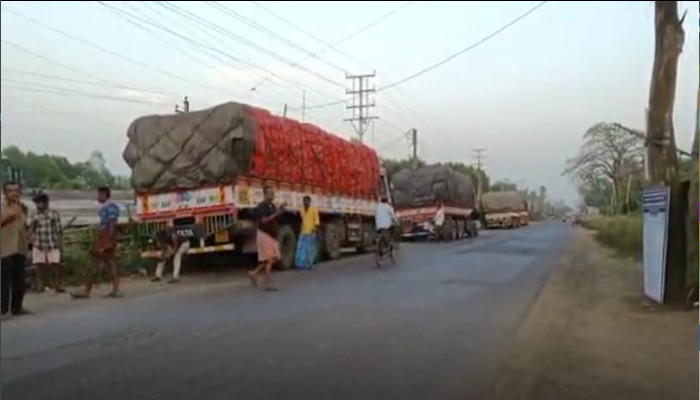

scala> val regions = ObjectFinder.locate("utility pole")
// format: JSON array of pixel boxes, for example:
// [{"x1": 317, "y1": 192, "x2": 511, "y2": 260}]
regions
[
  {"x1": 344, "y1": 72, "x2": 378, "y2": 142},
  {"x1": 408, "y1": 128, "x2": 418, "y2": 168},
  {"x1": 282, "y1": 103, "x2": 288, "y2": 117},
  {"x1": 302, "y1": 90, "x2": 306, "y2": 122},
  {"x1": 410, "y1": 129, "x2": 418, "y2": 161},
  {"x1": 472, "y1": 148, "x2": 486, "y2": 201},
  {"x1": 646, "y1": 1, "x2": 686, "y2": 304}
]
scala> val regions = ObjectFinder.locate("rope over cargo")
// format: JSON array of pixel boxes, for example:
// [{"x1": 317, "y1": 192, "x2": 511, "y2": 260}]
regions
[
  {"x1": 481, "y1": 191, "x2": 527, "y2": 213},
  {"x1": 392, "y1": 165, "x2": 476, "y2": 209},
  {"x1": 123, "y1": 102, "x2": 380, "y2": 196}
]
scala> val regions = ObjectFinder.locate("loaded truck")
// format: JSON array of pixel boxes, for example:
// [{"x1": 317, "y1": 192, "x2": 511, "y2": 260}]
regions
[
  {"x1": 391, "y1": 164, "x2": 477, "y2": 241},
  {"x1": 480, "y1": 191, "x2": 529, "y2": 229},
  {"x1": 122, "y1": 102, "x2": 391, "y2": 269}
]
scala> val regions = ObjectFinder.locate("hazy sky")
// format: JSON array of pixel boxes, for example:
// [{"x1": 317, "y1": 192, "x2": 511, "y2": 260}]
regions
[{"x1": 1, "y1": 1, "x2": 698, "y2": 205}]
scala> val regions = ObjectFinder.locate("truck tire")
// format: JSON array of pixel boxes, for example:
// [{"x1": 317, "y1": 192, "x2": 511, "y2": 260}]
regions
[
  {"x1": 356, "y1": 223, "x2": 375, "y2": 253},
  {"x1": 276, "y1": 225, "x2": 297, "y2": 270},
  {"x1": 445, "y1": 218, "x2": 455, "y2": 241},
  {"x1": 320, "y1": 223, "x2": 342, "y2": 260}
]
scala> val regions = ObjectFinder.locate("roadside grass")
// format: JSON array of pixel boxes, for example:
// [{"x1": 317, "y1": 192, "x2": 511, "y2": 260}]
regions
[
  {"x1": 48, "y1": 225, "x2": 150, "y2": 286},
  {"x1": 582, "y1": 214, "x2": 642, "y2": 260}
]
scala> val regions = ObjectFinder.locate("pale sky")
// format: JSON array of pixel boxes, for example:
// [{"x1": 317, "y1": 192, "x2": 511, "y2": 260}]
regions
[{"x1": 1, "y1": 1, "x2": 698, "y2": 205}]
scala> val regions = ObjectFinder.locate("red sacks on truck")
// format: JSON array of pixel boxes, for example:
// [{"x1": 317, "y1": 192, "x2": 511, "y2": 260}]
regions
[{"x1": 123, "y1": 101, "x2": 380, "y2": 195}]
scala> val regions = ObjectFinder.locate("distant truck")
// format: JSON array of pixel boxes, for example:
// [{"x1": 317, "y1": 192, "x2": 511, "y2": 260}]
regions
[
  {"x1": 123, "y1": 102, "x2": 391, "y2": 269},
  {"x1": 391, "y1": 164, "x2": 476, "y2": 240},
  {"x1": 481, "y1": 191, "x2": 529, "y2": 229}
]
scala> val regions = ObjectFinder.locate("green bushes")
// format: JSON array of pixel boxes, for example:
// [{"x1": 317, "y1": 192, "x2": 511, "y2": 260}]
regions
[
  {"x1": 583, "y1": 215, "x2": 642, "y2": 259},
  {"x1": 57, "y1": 225, "x2": 151, "y2": 285}
]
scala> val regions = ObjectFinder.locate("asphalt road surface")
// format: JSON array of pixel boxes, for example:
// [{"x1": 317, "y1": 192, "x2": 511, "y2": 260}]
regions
[{"x1": 2, "y1": 222, "x2": 571, "y2": 400}]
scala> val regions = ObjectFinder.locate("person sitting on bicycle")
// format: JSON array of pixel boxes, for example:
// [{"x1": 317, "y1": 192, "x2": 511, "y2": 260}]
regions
[{"x1": 375, "y1": 196, "x2": 397, "y2": 244}]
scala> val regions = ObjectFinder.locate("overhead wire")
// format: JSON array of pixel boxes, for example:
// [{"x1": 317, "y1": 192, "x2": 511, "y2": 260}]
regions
[
  {"x1": 247, "y1": 0, "x2": 421, "y2": 123},
  {"x1": 203, "y1": 1, "x2": 413, "y2": 134},
  {"x1": 1, "y1": 67, "x2": 171, "y2": 98},
  {"x1": 206, "y1": 1, "x2": 347, "y2": 75},
  {"x1": 249, "y1": 0, "x2": 415, "y2": 92},
  {"x1": 154, "y1": 1, "x2": 346, "y2": 102},
  {"x1": 93, "y1": 1, "x2": 264, "y2": 99},
  {"x1": 158, "y1": 1, "x2": 346, "y2": 90},
  {"x1": 304, "y1": 1, "x2": 548, "y2": 108},
  {"x1": 250, "y1": 0, "x2": 421, "y2": 117},
  {"x1": 0, "y1": 4, "x2": 232, "y2": 96},
  {"x1": 121, "y1": 2, "x2": 352, "y2": 129},
  {"x1": 0, "y1": 39, "x2": 170, "y2": 98},
  {"x1": 377, "y1": 1, "x2": 548, "y2": 93},
  {"x1": 1, "y1": 82, "x2": 172, "y2": 105},
  {"x1": 132, "y1": 1, "x2": 299, "y2": 102}
]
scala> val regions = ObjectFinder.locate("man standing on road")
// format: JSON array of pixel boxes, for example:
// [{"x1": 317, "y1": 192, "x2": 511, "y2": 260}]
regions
[
  {"x1": 30, "y1": 193, "x2": 65, "y2": 293},
  {"x1": 295, "y1": 195, "x2": 320, "y2": 271},
  {"x1": 151, "y1": 227, "x2": 190, "y2": 283},
  {"x1": 433, "y1": 200, "x2": 446, "y2": 241},
  {"x1": 72, "y1": 186, "x2": 121, "y2": 299},
  {"x1": 248, "y1": 186, "x2": 286, "y2": 291},
  {"x1": 1, "y1": 181, "x2": 31, "y2": 318}
]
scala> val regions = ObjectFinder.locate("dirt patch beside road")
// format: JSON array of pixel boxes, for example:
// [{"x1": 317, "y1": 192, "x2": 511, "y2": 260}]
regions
[{"x1": 490, "y1": 229, "x2": 697, "y2": 400}]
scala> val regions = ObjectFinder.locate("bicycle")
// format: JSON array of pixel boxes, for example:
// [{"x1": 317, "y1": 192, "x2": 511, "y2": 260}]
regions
[{"x1": 374, "y1": 227, "x2": 397, "y2": 268}]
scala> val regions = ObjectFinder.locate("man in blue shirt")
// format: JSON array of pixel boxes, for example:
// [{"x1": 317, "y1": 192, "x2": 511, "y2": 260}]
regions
[{"x1": 72, "y1": 186, "x2": 121, "y2": 298}]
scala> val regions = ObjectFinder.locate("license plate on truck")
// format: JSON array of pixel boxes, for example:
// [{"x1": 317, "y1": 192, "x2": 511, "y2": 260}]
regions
[{"x1": 214, "y1": 230, "x2": 229, "y2": 243}]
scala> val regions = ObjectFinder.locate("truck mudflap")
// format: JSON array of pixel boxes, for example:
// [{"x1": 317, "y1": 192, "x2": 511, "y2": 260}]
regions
[{"x1": 141, "y1": 243, "x2": 235, "y2": 259}]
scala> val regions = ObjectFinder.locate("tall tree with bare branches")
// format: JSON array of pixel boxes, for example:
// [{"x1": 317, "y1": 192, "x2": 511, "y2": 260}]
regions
[{"x1": 564, "y1": 122, "x2": 644, "y2": 212}]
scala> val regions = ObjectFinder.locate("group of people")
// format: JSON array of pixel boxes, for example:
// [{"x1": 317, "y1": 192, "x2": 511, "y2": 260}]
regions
[
  {"x1": 247, "y1": 187, "x2": 322, "y2": 292},
  {"x1": 247, "y1": 187, "x2": 400, "y2": 291},
  {"x1": 0, "y1": 182, "x2": 122, "y2": 319},
  {"x1": 1, "y1": 181, "x2": 400, "y2": 314}
]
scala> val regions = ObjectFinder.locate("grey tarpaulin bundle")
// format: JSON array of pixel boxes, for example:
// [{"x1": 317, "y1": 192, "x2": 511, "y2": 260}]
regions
[
  {"x1": 122, "y1": 102, "x2": 257, "y2": 194},
  {"x1": 391, "y1": 164, "x2": 476, "y2": 209},
  {"x1": 481, "y1": 191, "x2": 527, "y2": 213}
]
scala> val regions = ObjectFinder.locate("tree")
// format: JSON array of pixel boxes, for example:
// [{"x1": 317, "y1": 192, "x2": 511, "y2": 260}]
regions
[
  {"x1": 441, "y1": 161, "x2": 490, "y2": 193},
  {"x1": 0, "y1": 146, "x2": 128, "y2": 190},
  {"x1": 646, "y1": 1, "x2": 687, "y2": 304},
  {"x1": 563, "y1": 122, "x2": 644, "y2": 213},
  {"x1": 490, "y1": 181, "x2": 518, "y2": 192}
]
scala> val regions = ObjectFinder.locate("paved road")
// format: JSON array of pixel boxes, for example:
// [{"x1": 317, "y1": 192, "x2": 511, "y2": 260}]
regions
[{"x1": 2, "y1": 222, "x2": 571, "y2": 400}]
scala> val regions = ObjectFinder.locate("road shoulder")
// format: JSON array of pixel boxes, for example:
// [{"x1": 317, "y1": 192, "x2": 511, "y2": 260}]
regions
[{"x1": 489, "y1": 229, "x2": 697, "y2": 400}]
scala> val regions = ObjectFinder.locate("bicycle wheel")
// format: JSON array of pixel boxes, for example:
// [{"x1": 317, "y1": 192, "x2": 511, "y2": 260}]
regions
[{"x1": 374, "y1": 237, "x2": 387, "y2": 268}]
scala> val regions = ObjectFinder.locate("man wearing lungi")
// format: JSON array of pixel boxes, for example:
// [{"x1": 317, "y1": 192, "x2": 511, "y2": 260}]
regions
[{"x1": 248, "y1": 186, "x2": 286, "y2": 291}]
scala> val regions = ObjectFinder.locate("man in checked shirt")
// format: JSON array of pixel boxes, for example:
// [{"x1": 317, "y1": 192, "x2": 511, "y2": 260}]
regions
[{"x1": 30, "y1": 193, "x2": 64, "y2": 293}]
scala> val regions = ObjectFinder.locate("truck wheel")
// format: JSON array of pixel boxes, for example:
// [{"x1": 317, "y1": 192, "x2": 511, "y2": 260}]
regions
[
  {"x1": 276, "y1": 225, "x2": 297, "y2": 270},
  {"x1": 320, "y1": 223, "x2": 341, "y2": 260},
  {"x1": 356, "y1": 223, "x2": 374, "y2": 253}
]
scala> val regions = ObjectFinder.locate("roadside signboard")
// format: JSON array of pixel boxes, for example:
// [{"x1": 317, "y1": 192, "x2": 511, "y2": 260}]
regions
[{"x1": 641, "y1": 186, "x2": 670, "y2": 303}]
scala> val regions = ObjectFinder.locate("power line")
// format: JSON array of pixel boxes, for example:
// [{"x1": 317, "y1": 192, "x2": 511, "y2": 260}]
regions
[
  {"x1": 377, "y1": 1, "x2": 548, "y2": 93},
  {"x1": 1, "y1": 83, "x2": 171, "y2": 105},
  {"x1": 157, "y1": 2, "x2": 346, "y2": 90},
  {"x1": 207, "y1": 1, "x2": 346, "y2": 75},
  {"x1": 304, "y1": 1, "x2": 547, "y2": 109},
  {"x1": 95, "y1": 2, "x2": 254, "y2": 94},
  {"x1": 247, "y1": 1, "x2": 422, "y2": 123},
  {"x1": 0, "y1": 39, "x2": 169, "y2": 97},
  {"x1": 248, "y1": 1, "x2": 415, "y2": 91},
  {"x1": 1, "y1": 4, "x2": 233, "y2": 95},
  {"x1": 154, "y1": 1, "x2": 346, "y2": 101},
  {"x1": 0, "y1": 68, "x2": 173, "y2": 98}
]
